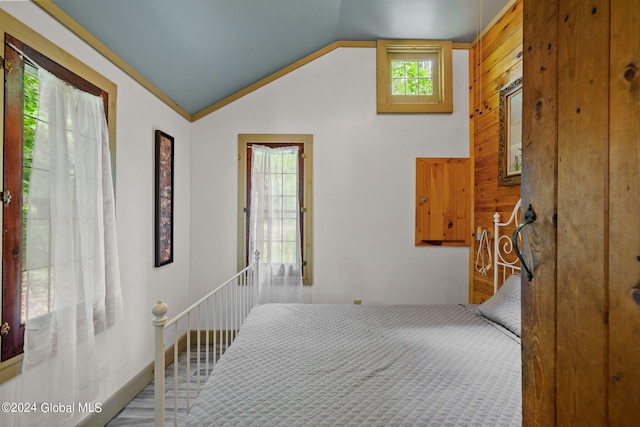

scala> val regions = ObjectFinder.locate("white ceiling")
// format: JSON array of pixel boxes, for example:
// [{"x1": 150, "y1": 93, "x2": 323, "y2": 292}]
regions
[{"x1": 49, "y1": 0, "x2": 511, "y2": 117}]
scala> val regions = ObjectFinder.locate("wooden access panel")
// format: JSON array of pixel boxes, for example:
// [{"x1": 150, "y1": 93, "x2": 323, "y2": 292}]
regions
[{"x1": 415, "y1": 158, "x2": 470, "y2": 246}]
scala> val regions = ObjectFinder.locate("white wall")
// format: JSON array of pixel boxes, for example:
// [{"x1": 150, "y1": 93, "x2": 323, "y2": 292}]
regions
[
  {"x1": 190, "y1": 47, "x2": 470, "y2": 305},
  {"x1": 0, "y1": 3, "x2": 191, "y2": 424}
]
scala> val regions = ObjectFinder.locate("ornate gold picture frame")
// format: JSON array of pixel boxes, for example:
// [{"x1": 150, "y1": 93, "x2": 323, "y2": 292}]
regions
[{"x1": 498, "y1": 78, "x2": 523, "y2": 186}]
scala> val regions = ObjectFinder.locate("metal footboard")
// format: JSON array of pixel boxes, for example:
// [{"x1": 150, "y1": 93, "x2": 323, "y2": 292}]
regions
[{"x1": 151, "y1": 254, "x2": 259, "y2": 427}]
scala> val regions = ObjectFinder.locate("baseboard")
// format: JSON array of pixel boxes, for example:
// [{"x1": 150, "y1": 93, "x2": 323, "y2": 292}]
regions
[
  {"x1": 78, "y1": 332, "x2": 188, "y2": 427},
  {"x1": 189, "y1": 329, "x2": 238, "y2": 345},
  {"x1": 0, "y1": 354, "x2": 23, "y2": 385}
]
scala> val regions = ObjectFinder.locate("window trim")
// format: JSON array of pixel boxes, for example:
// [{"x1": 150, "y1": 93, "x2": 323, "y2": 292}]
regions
[
  {"x1": 0, "y1": 9, "x2": 117, "y2": 380},
  {"x1": 377, "y1": 39, "x2": 453, "y2": 113},
  {"x1": 238, "y1": 134, "x2": 313, "y2": 286}
]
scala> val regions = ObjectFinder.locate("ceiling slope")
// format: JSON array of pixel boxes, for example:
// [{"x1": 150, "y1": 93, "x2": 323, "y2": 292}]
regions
[{"x1": 45, "y1": 0, "x2": 511, "y2": 120}]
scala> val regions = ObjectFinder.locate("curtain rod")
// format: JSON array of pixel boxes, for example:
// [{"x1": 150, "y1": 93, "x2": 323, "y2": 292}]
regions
[
  {"x1": 3, "y1": 41, "x2": 104, "y2": 100},
  {"x1": 6, "y1": 41, "x2": 39, "y2": 68}
]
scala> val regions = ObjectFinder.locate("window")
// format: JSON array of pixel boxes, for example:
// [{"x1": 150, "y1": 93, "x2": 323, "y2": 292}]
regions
[
  {"x1": 377, "y1": 40, "x2": 453, "y2": 113},
  {"x1": 0, "y1": 12, "x2": 116, "y2": 382},
  {"x1": 391, "y1": 54, "x2": 436, "y2": 97},
  {"x1": 238, "y1": 134, "x2": 313, "y2": 285},
  {"x1": 2, "y1": 34, "x2": 109, "y2": 363}
]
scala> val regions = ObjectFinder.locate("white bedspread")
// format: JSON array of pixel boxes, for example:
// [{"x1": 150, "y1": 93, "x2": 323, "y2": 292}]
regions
[{"x1": 185, "y1": 303, "x2": 521, "y2": 426}]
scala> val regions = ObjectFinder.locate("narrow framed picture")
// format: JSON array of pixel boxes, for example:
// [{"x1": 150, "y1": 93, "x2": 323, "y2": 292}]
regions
[
  {"x1": 498, "y1": 77, "x2": 523, "y2": 187},
  {"x1": 155, "y1": 130, "x2": 174, "y2": 266}
]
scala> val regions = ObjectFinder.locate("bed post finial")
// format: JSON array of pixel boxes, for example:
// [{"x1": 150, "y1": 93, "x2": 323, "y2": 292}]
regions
[{"x1": 152, "y1": 300, "x2": 168, "y2": 427}]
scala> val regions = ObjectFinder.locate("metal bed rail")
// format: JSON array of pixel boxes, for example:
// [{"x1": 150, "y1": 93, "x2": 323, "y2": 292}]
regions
[
  {"x1": 151, "y1": 253, "x2": 259, "y2": 427},
  {"x1": 493, "y1": 199, "x2": 522, "y2": 293}
]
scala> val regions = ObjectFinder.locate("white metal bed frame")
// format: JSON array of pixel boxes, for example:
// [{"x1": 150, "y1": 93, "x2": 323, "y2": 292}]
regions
[
  {"x1": 151, "y1": 252, "x2": 260, "y2": 427},
  {"x1": 149, "y1": 201, "x2": 523, "y2": 426},
  {"x1": 494, "y1": 199, "x2": 522, "y2": 293}
]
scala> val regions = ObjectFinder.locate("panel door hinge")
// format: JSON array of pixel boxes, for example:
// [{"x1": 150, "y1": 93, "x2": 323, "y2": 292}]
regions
[
  {"x1": 0, "y1": 322, "x2": 10, "y2": 337},
  {"x1": 1, "y1": 190, "x2": 12, "y2": 205},
  {"x1": 0, "y1": 56, "x2": 12, "y2": 73}
]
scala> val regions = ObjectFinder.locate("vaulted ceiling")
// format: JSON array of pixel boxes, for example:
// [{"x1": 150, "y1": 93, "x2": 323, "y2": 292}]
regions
[{"x1": 46, "y1": 0, "x2": 511, "y2": 120}]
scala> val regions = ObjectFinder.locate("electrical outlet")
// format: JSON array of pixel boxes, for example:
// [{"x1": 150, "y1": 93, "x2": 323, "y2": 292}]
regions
[{"x1": 476, "y1": 227, "x2": 494, "y2": 240}]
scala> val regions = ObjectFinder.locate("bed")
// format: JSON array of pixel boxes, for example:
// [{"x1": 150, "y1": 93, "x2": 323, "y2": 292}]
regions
[{"x1": 151, "y1": 200, "x2": 523, "y2": 426}]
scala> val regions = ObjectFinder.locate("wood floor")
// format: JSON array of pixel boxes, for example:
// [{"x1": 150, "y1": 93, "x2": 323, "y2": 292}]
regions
[{"x1": 106, "y1": 345, "x2": 223, "y2": 426}]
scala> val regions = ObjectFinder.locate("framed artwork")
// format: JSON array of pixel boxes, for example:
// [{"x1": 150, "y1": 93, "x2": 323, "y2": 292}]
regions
[
  {"x1": 155, "y1": 130, "x2": 174, "y2": 266},
  {"x1": 498, "y1": 78, "x2": 523, "y2": 187}
]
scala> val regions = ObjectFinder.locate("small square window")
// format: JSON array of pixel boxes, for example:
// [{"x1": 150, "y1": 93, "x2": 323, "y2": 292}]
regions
[
  {"x1": 391, "y1": 57, "x2": 434, "y2": 96},
  {"x1": 377, "y1": 40, "x2": 453, "y2": 113}
]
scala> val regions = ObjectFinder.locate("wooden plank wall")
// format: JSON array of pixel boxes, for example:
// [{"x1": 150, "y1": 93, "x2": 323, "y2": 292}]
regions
[{"x1": 469, "y1": 0, "x2": 523, "y2": 303}]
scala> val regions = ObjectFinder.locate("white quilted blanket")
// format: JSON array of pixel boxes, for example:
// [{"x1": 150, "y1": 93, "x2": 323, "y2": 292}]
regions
[{"x1": 185, "y1": 304, "x2": 521, "y2": 426}]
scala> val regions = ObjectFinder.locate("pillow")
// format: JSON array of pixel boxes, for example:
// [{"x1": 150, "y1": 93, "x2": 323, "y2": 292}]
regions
[{"x1": 475, "y1": 274, "x2": 521, "y2": 337}]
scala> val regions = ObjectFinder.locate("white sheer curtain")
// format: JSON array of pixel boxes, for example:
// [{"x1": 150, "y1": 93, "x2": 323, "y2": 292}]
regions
[
  {"x1": 15, "y1": 68, "x2": 129, "y2": 426},
  {"x1": 249, "y1": 145, "x2": 303, "y2": 304}
]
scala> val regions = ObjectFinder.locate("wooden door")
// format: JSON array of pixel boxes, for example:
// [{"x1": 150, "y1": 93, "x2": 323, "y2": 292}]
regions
[
  {"x1": 521, "y1": 0, "x2": 640, "y2": 425},
  {"x1": 608, "y1": 0, "x2": 640, "y2": 423}
]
